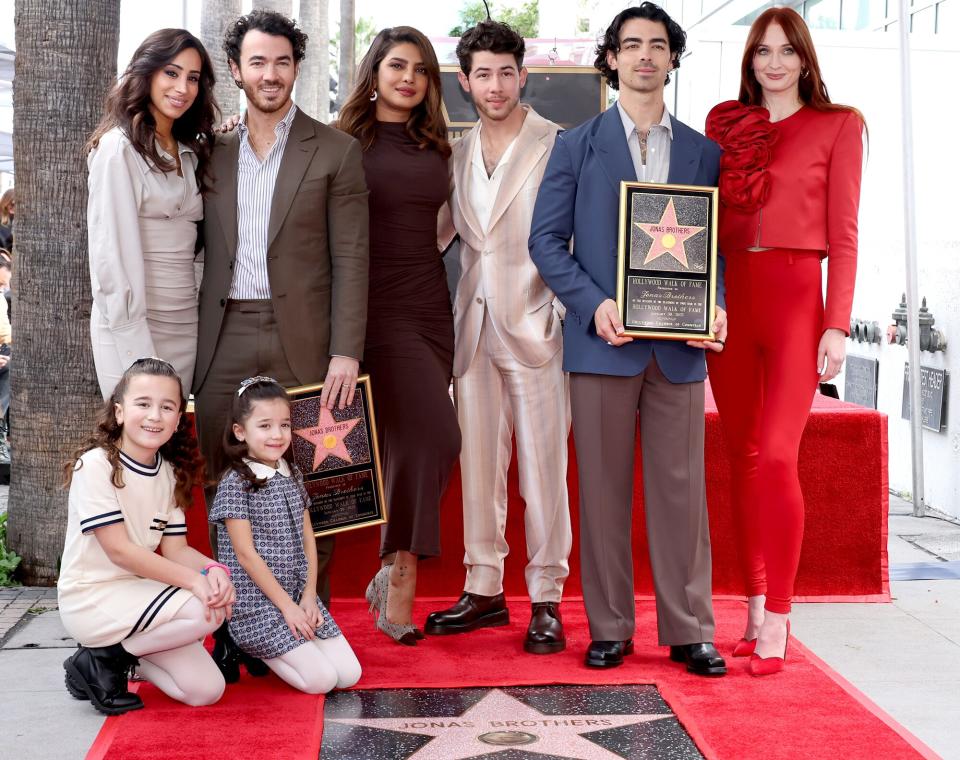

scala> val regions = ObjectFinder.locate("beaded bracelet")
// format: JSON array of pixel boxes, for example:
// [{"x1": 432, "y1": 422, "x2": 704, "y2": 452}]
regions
[{"x1": 201, "y1": 561, "x2": 231, "y2": 577}]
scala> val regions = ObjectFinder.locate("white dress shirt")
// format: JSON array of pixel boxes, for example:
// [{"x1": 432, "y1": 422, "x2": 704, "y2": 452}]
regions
[
  {"x1": 468, "y1": 124, "x2": 519, "y2": 234},
  {"x1": 230, "y1": 104, "x2": 299, "y2": 299}
]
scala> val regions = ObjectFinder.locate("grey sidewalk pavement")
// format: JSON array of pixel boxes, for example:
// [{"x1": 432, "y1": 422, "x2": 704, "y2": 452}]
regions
[{"x1": 1, "y1": 493, "x2": 958, "y2": 759}]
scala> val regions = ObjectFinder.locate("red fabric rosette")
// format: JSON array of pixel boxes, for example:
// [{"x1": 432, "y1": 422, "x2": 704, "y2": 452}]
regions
[{"x1": 706, "y1": 100, "x2": 778, "y2": 213}]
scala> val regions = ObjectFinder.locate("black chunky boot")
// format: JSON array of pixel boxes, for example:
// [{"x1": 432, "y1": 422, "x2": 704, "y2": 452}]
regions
[
  {"x1": 64, "y1": 668, "x2": 88, "y2": 700},
  {"x1": 241, "y1": 650, "x2": 270, "y2": 677},
  {"x1": 63, "y1": 644, "x2": 144, "y2": 715},
  {"x1": 212, "y1": 621, "x2": 269, "y2": 681},
  {"x1": 212, "y1": 621, "x2": 241, "y2": 683}
]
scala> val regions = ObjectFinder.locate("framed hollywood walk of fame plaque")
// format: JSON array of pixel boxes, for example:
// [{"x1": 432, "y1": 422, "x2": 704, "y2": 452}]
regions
[
  {"x1": 287, "y1": 375, "x2": 387, "y2": 538},
  {"x1": 616, "y1": 182, "x2": 719, "y2": 341}
]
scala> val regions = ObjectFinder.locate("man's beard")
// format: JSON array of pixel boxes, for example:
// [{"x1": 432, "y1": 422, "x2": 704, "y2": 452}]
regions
[
  {"x1": 243, "y1": 81, "x2": 291, "y2": 114},
  {"x1": 474, "y1": 94, "x2": 520, "y2": 122}
]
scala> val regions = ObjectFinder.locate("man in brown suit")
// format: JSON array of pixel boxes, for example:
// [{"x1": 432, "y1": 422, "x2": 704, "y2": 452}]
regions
[{"x1": 194, "y1": 11, "x2": 368, "y2": 604}]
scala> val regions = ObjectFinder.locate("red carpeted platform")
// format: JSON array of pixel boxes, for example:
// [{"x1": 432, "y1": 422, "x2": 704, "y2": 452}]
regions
[
  {"x1": 185, "y1": 389, "x2": 889, "y2": 601},
  {"x1": 86, "y1": 599, "x2": 934, "y2": 760}
]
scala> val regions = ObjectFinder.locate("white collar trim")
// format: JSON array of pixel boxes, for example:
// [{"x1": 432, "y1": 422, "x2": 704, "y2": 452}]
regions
[{"x1": 244, "y1": 458, "x2": 291, "y2": 480}]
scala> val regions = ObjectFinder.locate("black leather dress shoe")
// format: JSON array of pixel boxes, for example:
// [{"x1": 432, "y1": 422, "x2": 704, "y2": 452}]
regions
[
  {"x1": 424, "y1": 592, "x2": 509, "y2": 635},
  {"x1": 524, "y1": 602, "x2": 565, "y2": 654},
  {"x1": 669, "y1": 642, "x2": 727, "y2": 676},
  {"x1": 585, "y1": 639, "x2": 634, "y2": 668}
]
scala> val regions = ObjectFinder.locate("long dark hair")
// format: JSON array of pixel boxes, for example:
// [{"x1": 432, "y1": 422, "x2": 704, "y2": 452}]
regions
[
  {"x1": 87, "y1": 28, "x2": 218, "y2": 192},
  {"x1": 221, "y1": 377, "x2": 293, "y2": 492},
  {"x1": 337, "y1": 26, "x2": 450, "y2": 158},
  {"x1": 739, "y1": 8, "x2": 864, "y2": 124},
  {"x1": 65, "y1": 358, "x2": 204, "y2": 510}
]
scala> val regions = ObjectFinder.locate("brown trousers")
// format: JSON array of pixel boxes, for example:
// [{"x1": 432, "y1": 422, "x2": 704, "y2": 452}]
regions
[
  {"x1": 194, "y1": 300, "x2": 335, "y2": 604},
  {"x1": 570, "y1": 360, "x2": 715, "y2": 645}
]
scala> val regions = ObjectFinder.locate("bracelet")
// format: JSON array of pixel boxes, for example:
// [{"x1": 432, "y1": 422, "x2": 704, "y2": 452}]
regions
[{"x1": 201, "y1": 561, "x2": 231, "y2": 578}]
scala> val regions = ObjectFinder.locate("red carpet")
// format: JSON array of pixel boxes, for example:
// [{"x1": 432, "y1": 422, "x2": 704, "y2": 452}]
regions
[
  {"x1": 87, "y1": 599, "x2": 934, "y2": 760},
  {"x1": 185, "y1": 391, "x2": 889, "y2": 601}
]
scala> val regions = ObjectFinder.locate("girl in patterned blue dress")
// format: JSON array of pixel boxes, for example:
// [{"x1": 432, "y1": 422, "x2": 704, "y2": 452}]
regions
[{"x1": 208, "y1": 377, "x2": 361, "y2": 694}]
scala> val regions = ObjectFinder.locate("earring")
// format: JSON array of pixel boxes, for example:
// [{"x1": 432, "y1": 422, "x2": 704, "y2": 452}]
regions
[
  {"x1": 234, "y1": 79, "x2": 243, "y2": 88},
  {"x1": 369, "y1": 90, "x2": 378, "y2": 102},
  {"x1": 801, "y1": 68, "x2": 810, "y2": 79}
]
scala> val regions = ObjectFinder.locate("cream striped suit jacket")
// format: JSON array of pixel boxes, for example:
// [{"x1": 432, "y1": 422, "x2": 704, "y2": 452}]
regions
[{"x1": 447, "y1": 105, "x2": 563, "y2": 378}]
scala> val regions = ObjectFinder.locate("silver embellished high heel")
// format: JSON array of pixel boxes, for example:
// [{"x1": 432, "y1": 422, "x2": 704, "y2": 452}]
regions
[
  {"x1": 365, "y1": 565, "x2": 387, "y2": 615},
  {"x1": 369, "y1": 564, "x2": 418, "y2": 646}
]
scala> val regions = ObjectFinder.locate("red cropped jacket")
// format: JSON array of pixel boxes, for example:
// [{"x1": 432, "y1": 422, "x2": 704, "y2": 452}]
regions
[{"x1": 706, "y1": 104, "x2": 864, "y2": 335}]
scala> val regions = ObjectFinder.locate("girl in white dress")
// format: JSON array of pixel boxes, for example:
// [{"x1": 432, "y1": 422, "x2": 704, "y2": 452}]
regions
[
  {"x1": 86, "y1": 29, "x2": 218, "y2": 399},
  {"x1": 58, "y1": 358, "x2": 234, "y2": 715}
]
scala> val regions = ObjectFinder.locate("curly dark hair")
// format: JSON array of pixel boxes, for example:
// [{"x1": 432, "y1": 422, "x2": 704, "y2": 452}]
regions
[
  {"x1": 220, "y1": 377, "x2": 293, "y2": 493},
  {"x1": 594, "y1": 3, "x2": 686, "y2": 89},
  {"x1": 337, "y1": 26, "x2": 450, "y2": 158},
  {"x1": 456, "y1": 19, "x2": 526, "y2": 75},
  {"x1": 64, "y1": 358, "x2": 205, "y2": 510},
  {"x1": 86, "y1": 29, "x2": 217, "y2": 192},
  {"x1": 223, "y1": 9, "x2": 308, "y2": 71}
]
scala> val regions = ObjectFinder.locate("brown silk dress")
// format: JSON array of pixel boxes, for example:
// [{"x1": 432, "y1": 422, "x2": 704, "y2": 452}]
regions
[{"x1": 362, "y1": 121, "x2": 461, "y2": 558}]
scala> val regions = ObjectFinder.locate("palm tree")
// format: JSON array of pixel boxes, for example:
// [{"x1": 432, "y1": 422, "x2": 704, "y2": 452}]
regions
[
  {"x1": 254, "y1": 1, "x2": 293, "y2": 14},
  {"x1": 7, "y1": 0, "x2": 121, "y2": 584},
  {"x1": 298, "y1": 0, "x2": 330, "y2": 122},
  {"x1": 201, "y1": 0, "x2": 242, "y2": 121},
  {"x1": 336, "y1": 0, "x2": 356, "y2": 111}
]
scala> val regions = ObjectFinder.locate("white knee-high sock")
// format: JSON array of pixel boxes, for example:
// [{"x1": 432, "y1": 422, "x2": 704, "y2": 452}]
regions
[
  {"x1": 312, "y1": 635, "x2": 362, "y2": 689},
  {"x1": 138, "y1": 642, "x2": 225, "y2": 706},
  {"x1": 121, "y1": 596, "x2": 221, "y2": 657},
  {"x1": 265, "y1": 641, "x2": 340, "y2": 694}
]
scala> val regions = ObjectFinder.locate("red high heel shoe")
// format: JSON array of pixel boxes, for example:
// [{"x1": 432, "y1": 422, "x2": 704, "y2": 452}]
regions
[
  {"x1": 732, "y1": 638, "x2": 758, "y2": 657},
  {"x1": 749, "y1": 621, "x2": 790, "y2": 676}
]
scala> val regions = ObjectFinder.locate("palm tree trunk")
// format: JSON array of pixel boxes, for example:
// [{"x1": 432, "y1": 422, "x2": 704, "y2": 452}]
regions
[
  {"x1": 201, "y1": 0, "x2": 242, "y2": 121},
  {"x1": 8, "y1": 0, "x2": 121, "y2": 584},
  {"x1": 254, "y1": 1, "x2": 293, "y2": 14},
  {"x1": 336, "y1": 0, "x2": 356, "y2": 111},
  {"x1": 298, "y1": 0, "x2": 330, "y2": 122}
]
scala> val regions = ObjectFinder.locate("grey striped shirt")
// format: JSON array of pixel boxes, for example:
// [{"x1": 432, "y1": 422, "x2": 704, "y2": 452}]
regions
[
  {"x1": 616, "y1": 100, "x2": 673, "y2": 184},
  {"x1": 229, "y1": 104, "x2": 299, "y2": 299}
]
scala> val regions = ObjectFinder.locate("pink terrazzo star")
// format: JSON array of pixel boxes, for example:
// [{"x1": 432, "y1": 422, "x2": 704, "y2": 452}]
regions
[
  {"x1": 635, "y1": 197, "x2": 704, "y2": 268},
  {"x1": 293, "y1": 407, "x2": 360, "y2": 471},
  {"x1": 326, "y1": 688, "x2": 671, "y2": 759}
]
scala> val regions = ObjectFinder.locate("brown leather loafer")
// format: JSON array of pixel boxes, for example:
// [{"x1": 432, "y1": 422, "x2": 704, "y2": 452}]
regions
[
  {"x1": 524, "y1": 602, "x2": 565, "y2": 654},
  {"x1": 424, "y1": 592, "x2": 509, "y2": 635}
]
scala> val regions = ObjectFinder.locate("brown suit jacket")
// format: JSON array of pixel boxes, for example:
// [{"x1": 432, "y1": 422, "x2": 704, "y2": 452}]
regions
[{"x1": 194, "y1": 108, "x2": 369, "y2": 392}]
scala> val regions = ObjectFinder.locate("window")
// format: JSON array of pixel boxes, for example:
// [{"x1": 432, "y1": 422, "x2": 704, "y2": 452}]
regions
[{"x1": 805, "y1": 0, "x2": 843, "y2": 28}]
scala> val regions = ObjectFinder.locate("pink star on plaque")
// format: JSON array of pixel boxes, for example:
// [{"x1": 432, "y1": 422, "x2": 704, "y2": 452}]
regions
[
  {"x1": 635, "y1": 197, "x2": 704, "y2": 268},
  {"x1": 294, "y1": 407, "x2": 361, "y2": 471}
]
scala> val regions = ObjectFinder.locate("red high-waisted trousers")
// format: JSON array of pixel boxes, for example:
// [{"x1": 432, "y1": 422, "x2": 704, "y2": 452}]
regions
[{"x1": 707, "y1": 249, "x2": 824, "y2": 614}]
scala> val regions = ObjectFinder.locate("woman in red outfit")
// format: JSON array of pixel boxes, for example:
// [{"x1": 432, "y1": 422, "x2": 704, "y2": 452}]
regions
[{"x1": 705, "y1": 7, "x2": 864, "y2": 676}]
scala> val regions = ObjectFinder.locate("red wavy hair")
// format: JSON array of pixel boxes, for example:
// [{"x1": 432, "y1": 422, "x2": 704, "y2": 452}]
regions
[{"x1": 739, "y1": 7, "x2": 864, "y2": 124}]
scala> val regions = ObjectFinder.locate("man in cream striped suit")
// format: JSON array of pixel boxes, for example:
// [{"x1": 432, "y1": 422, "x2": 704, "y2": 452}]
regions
[{"x1": 425, "y1": 20, "x2": 571, "y2": 654}]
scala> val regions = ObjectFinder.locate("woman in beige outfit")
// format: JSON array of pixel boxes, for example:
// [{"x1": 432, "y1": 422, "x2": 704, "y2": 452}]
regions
[{"x1": 87, "y1": 29, "x2": 218, "y2": 398}]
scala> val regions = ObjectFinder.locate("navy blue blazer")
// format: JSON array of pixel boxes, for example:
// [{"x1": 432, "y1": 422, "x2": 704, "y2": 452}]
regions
[{"x1": 529, "y1": 106, "x2": 725, "y2": 383}]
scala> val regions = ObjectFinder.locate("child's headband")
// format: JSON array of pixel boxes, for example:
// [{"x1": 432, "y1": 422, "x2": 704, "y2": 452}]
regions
[
  {"x1": 237, "y1": 375, "x2": 278, "y2": 396},
  {"x1": 132, "y1": 356, "x2": 175, "y2": 370}
]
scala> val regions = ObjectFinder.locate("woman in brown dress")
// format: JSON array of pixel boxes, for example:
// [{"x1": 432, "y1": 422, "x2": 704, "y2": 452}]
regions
[{"x1": 338, "y1": 27, "x2": 461, "y2": 645}]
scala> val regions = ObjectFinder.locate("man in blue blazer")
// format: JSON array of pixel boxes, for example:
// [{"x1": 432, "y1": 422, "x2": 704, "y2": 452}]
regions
[{"x1": 529, "y1": 3, "x2": 728, "y2": 675}]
